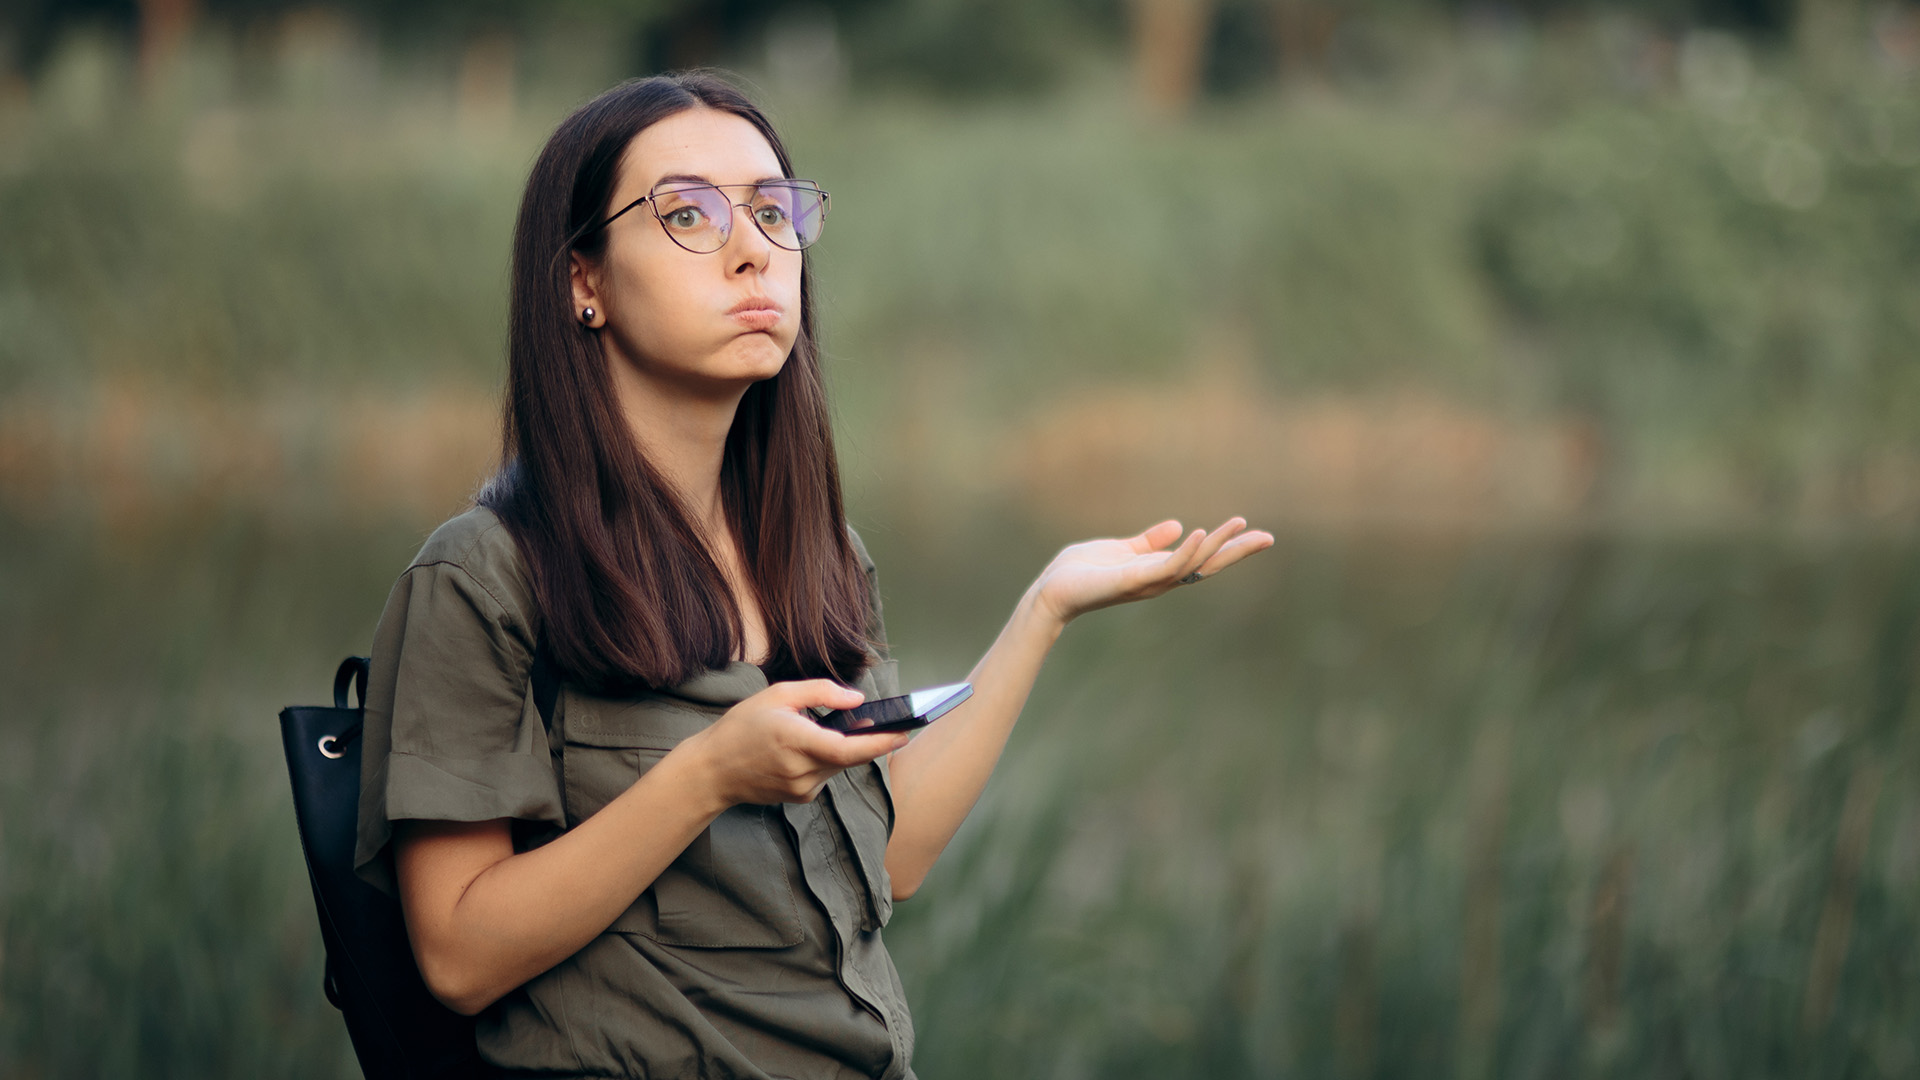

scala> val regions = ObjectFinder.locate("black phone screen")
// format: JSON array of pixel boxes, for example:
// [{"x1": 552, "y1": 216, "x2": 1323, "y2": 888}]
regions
[
  {"x1": 816, "y1": 694, "x2": 923, "y2": 734},
  {"x1": 814, "y1": 683, "x2": 972, "y2": 736}
]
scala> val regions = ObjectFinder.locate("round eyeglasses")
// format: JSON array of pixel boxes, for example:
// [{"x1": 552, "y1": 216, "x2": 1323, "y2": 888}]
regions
[{"x1": 596, "y1": 179, "x2": 829, "y2": 254}]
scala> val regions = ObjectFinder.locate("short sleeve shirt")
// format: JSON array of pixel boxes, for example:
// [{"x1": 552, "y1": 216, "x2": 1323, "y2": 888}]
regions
[{"x1": 353, "y1": 507, "x2": 914, "y2": 1080}]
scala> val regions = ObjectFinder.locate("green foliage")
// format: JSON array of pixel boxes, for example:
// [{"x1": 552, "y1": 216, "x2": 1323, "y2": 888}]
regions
[
  {"x1": 0, "y1": 51, "x2": 1505, "y2": 402},
  {"x1": 1478, "y1": 52, "x2": 1920, "y2": 480},
  {"x1": 7, "y1": 29, "x2": 1918, "y2": 517},
  {"x1": 0, "y1": 87, "x2": 525, "y2": 392},
  {"x1": 798, "y1": 97, "x2": 1502, "y2": 402}
]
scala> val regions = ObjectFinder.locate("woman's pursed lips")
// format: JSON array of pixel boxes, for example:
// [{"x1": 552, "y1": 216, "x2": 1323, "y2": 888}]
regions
[{"x1": 727, "y1": 296, "x2": 783, "y2": 330}]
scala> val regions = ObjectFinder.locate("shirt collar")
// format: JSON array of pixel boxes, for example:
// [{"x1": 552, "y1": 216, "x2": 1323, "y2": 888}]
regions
[{"x1": 656, "y1": 660, "x2": 771, "y2": 707}]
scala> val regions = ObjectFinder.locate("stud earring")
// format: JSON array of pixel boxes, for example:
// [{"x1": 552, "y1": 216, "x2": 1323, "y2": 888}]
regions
[{"x1": 581, "y1": 306, "x2": 596, "y2": 324}]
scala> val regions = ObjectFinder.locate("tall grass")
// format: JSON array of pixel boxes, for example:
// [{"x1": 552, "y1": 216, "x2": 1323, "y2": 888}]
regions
[
  {"x1": 0, "y1": 511, "x2": 428, "y2": 1078},
  {"x1": 874, "y1": 524, "x2": 1920, "y2": 1079},
  {"x1": 4, "y1": 509, "x2": 1919, "y2": 1076}
]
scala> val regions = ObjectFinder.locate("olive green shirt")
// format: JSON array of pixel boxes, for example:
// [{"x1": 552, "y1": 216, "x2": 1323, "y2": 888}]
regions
[{"x1": 353, "y1": 507, "x2": 915, "y2": 1080}]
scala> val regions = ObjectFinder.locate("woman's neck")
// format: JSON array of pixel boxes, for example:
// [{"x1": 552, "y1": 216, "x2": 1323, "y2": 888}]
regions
[
  {"x1": 607, "y1": 356, "x2": 744, "y2": 536},
  {"x1": 605, "y1": 351, "x2": 773, "y2": 664}
]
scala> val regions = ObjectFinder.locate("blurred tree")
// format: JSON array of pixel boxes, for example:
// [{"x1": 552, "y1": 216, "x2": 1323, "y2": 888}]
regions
[
  {"x1": 3, "y1": 0, "x2": 137, "y2": 74},
  {"x1": 1794, "y1": 0, "x2": 1865, "y2": 70},
  {"x1": 0, "y1": 0, "x2": 1880, "y2": 101},
  {"x1": 1200, "y1": 0, "x2": 1341, "y2": 96},
  {"x1": 838, "y1": 0, "x2": 1111, "y2": 95}
]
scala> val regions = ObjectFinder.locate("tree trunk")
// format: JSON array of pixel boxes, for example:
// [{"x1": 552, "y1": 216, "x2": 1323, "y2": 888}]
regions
[
  {"x1": 1131, "y1": 0, "x2": 1215, "y2": 116},
  {"x1": 137, "y1": 0, "x2": 198, "y2": 90}
]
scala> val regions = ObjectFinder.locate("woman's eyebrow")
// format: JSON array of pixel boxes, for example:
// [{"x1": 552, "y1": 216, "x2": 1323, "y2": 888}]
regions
[{"x1": 652, "y1": 173, "x2": 789, "y2": 186}]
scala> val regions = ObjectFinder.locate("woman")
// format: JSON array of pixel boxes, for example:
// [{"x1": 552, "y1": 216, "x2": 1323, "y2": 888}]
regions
[{"x1": 354, "y1": 71, "x2": 1272, "y2": 1079}]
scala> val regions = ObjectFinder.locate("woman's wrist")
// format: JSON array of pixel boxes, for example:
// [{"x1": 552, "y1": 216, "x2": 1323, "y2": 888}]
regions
[
  {"x1": 1019, "y1": 581, "x2": 1073, "y2": 642},
  {"x1": 652, "y1": 730, "x2": 737, "y2": 821}
]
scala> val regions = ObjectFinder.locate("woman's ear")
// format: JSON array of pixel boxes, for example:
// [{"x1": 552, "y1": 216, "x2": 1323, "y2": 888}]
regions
[{"x1": 569, "y1": 253, "x2": 604, "y2": 329}]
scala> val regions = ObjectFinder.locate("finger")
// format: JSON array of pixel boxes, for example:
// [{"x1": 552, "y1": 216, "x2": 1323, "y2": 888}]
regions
[
  {"x1": 1156, "y1": 527, "x2": 1207, "y2": 581},
  {"x1": 1127, "y1": 519, "x2": 1183, "y2": 555},
  {"x1": 800, "y1": 724, "x2": 910, "y2": 768},
  {"x1": 1109, "y1": 529, "x2": 1197, "y2": 592},
  {"x1": 772, "y1": 678, "x2": 865, "y2": 711},
  {"x1": 1180, "y1": 517, "x2": 1247, "y2": 580},
  {"x1": 837, "y1": 730, "x2": 914, "y2": 761},
  {"x1": 1195, "y1": 530, "x2": 1276, "y2": 576},
  {"x1": 783, "y1": 720, "x2": 859, "y2": 766}
]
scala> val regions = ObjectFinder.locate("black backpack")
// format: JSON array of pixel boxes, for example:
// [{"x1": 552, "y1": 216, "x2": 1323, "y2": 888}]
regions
[{"x1": 278, "y1": 654, "x2": 557, "y2": 1079}]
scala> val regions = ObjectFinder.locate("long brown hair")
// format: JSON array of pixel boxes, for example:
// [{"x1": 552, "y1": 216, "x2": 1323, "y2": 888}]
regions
[{"x1": 479, "y1": 72, "x2": 872, "y2": 694}]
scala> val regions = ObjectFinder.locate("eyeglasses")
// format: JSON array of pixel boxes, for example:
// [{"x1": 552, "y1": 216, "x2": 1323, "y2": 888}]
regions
[{"x1": 596, "y1": 179, "x2": 830, "y2": 254}]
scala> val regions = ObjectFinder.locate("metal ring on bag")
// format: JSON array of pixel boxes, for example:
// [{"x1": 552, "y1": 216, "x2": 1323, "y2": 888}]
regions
[{"x1": 318, "y1": 735, "x2": 345, "y2": 760}]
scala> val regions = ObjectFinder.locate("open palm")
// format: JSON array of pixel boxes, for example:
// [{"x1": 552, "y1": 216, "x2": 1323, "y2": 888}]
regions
[{"x1": 1032, "y1": 517, "x2": 1276, "y2": 625}]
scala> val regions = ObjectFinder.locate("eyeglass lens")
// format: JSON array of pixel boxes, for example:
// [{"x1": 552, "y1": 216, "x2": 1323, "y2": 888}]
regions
[{"x1": 650, "y1": 182, "x2": 826, "y2": 253}]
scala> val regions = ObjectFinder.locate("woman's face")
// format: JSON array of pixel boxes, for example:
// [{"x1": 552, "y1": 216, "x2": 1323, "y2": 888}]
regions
[{"x1": 574, "y1": 107, "x2": 803, "y2": 396}]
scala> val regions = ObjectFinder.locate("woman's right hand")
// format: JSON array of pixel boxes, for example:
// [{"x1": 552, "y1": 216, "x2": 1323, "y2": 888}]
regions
[{"x1": 678, "y1": 680, "x2": 909, "y2": 809}]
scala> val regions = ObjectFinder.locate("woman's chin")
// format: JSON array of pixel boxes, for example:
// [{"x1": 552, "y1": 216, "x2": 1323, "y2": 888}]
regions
[{"x1": 712, "y1": 340, "x2": 790, "y2": 383}]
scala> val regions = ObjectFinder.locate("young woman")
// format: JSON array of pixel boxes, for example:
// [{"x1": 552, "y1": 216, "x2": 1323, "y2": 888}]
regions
[{"x1": 353, "y1": 71, "x2": 1272, "y2": 1079}]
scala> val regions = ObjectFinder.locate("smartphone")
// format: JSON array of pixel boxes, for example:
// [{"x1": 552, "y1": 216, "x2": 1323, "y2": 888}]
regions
[{"x1": 814, "y1": 682, "x2": 973, "y2": 735}]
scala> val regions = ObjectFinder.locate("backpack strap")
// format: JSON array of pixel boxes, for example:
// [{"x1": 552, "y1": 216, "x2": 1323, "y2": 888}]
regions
[
  {"x1": 332, "y1": 656, "x2": 370, "y2": 710},
  {"x1": 530, "y1": 639, "x2": 559, "y2": 733}
]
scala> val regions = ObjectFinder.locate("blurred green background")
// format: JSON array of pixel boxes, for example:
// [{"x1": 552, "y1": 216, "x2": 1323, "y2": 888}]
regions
[{"x1": 3, "y1": 0, "x2": 1919, "y2": 1076}]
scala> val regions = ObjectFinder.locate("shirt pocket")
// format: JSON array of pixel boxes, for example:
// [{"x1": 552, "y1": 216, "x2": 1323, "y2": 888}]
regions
[
  {"x1": 563, "y1": 694, "x2": 806, "y2": 949},
  {"x1": 610, "y1": 804, "x2": 806, "y2": 949},
  {"x1": 558, "y1": 694, "x2": 707, "y2": 826}
]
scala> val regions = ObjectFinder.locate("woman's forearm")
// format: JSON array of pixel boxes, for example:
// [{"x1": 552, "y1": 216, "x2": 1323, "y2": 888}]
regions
[
  {"x1": 397, "y1": 745, "x2": 730, "y2": 1015},
  {"x1": 883, "y1": 584, "x2": 1065, "y2": 897}
]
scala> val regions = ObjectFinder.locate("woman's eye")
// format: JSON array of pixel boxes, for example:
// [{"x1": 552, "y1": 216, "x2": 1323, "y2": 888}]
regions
[
  {"x1": 755, "y1": 205, "x2": 788, "y2": 227},
  {"x1": 664, "y1": 206, "x2": 705, "y2": 229}
]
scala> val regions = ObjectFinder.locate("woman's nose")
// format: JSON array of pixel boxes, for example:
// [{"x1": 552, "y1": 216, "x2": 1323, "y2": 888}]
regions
[{"x1": 724, "y1": 202, "x2": 773, "y2": 273}]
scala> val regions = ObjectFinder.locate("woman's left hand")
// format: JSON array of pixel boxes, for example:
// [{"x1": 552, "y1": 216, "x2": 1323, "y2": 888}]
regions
[
  {"x1": 885, "y1": 515, "x2": 1274, "y2": 897},
  {"x1": 1029, "y1": 516, "x2": 1275, "y2": 628}
]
